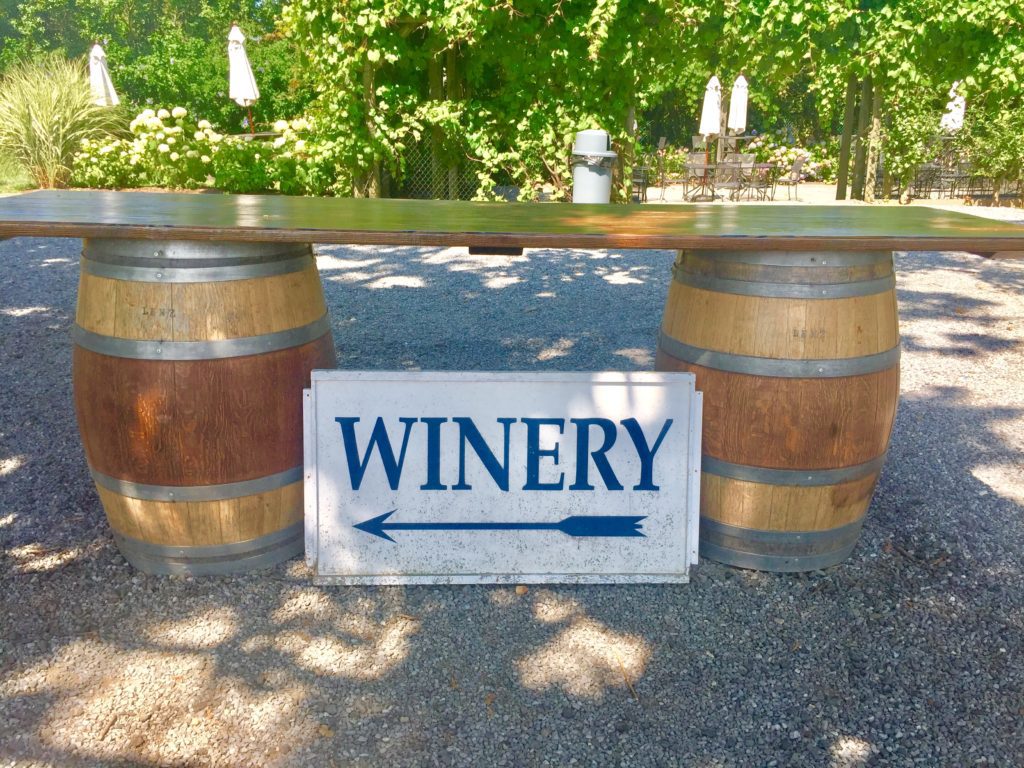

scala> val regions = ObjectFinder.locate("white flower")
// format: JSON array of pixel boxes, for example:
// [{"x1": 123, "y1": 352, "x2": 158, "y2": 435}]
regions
[
  {"x1": 290, "y1": 117, "x2": 310, "y2": 131},
  {"x1": 208, "y1": 133, "x2": 223, "y2": 144},
  {"x1": 158, "y1": 144, "x2": 170, "y2": 153},
  {"x1": 198, "y1": 119, "x2": 212, "y2": 130},
  {"x1": 274, "y1": 119, "x2": 289, "y2": 132},
  {"x1": 186, "y1": 150, "x2": 198, "y2": 158},
  {"x1": 166, "y1": 137, "x2": 176, "y2": 145},
  {"x1": 194, "y1": 131, "x2": 205, "y2": 141},
  {"x1": 157, "y1": 108, "x2": 170, "y2": 119},
  {"x1": 170, "y1": 152, "x2": 180, "y2": 161},
  {"x1": 171, "y1": 106, "x2": 187, "y2": 118},
  {"x1": 294, "y1": 139, "x2": 307, "y2": 152},
  {"x1": 201, "y1": 155, "x2": 211, "y2": 163},
  {"x1": 273, "y1": 136, "x2": 287, "y2": 148},
  {"x1": 141, "y1": 109, "x2": 155, "y2": 119}
]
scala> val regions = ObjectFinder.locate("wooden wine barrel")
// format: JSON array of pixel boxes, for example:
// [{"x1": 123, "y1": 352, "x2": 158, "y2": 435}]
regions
[
  {"x1": 72, "y1": 238, "x2": 336, "y2": 575},
  {"x1": 656, "y1": 249, "x2": 900, "y2": 571}
]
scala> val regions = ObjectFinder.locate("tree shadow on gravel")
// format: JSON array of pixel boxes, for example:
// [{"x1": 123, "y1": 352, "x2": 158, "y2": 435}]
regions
[
  {"x1": 1, "y1": 238, "x2": 1023, "y2": 766},
  {"x1": 895, "y1": 251, "x2": 1024, "y2": 358}
]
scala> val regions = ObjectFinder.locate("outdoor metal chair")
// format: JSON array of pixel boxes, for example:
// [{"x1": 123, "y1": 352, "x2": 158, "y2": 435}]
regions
[
  {"x1": 715, "y1": 157, "x2": 745, "y2": 201},
  {"x1": 775, "y1": 155, "x2": 806, "y2": 200},
  {"x1": 683, "y1": 151, "x2": 710, "y2": 199},
  {"x1": 691, "y1": 135, "x2": 707, "y2": 151},
  {"x1": 631, "y1": 156, "x2": 650, "y2": 203},
  {"x1": 747, "y1": 162, "x2": 776, "y2": 201}
]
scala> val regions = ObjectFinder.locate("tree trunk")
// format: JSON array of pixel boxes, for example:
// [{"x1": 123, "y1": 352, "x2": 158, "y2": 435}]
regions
[
  {"x1": 835, "y1": 72, "x2": 858, "y2": 200},
  {"x1": 621, "y1": 104, "x2": 637, "y2": 202},
  {"x1": 445, "y1": 46, "x2": 461, "y2": 200},
  {"x1": 863, "y1": 86, "x2": 883, "y2": 203},
  {"x1": 359, "y1": 51, "x2": 381, "y2": 198},
  {"x1": 851, "y1": 74, "x2": 873, "y2": 200},
  {"x1": 428, "y1": 52, "x2": 445, "y2": 200}
]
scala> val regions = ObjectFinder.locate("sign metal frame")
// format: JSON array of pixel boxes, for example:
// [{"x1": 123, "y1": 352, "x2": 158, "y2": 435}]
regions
[{"x1": 304, "y1": 371, "x2": 702, "y2": 585}]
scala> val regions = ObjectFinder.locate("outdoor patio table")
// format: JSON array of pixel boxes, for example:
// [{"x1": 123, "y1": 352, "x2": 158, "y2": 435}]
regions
[
  {"x1": 685, "y1": 163, "x2": 718, "y2": 202},
  {"x1": 1, "y1": 190, "x2": 1022, "y2": 574}
]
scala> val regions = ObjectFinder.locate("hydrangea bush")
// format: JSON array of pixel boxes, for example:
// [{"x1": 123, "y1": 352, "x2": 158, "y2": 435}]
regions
[
  {"x1": 71, "y1": 108, "x2": 342, "y2": 195},
  {"x1": 745, "y1": 134, "x2": 836, "y2": 182},
  {"x1": 648, "y1": 136, "x2": 836, "y2": 184}
]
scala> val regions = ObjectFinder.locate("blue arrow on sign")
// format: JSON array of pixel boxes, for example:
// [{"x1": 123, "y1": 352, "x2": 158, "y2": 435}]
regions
[{"x1": 353, "y1": 510, "x2": 646, "y2": 542}]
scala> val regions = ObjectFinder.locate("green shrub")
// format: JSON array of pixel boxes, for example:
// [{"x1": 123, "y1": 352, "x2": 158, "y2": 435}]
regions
[
  {"x1": 0, "y1": 54, "x2": 123, "y2": 188},
  {"x1": 71, "y1": 108, "x2": 343, "y2": 196},
  {"x1": 957, "y1": 109, "x2": 1024, "y2": 195},
  {"x1": 73, "y1": 107, "x2": 214, "y2": 189},
  {"x1": 0, "y1": 149, "x2": 33, "y2": 192}
]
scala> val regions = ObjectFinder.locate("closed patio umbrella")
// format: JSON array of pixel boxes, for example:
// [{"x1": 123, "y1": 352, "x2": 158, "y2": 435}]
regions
[
  {"x1": 727, "y1": 75, "x2": 748, "y2": 134},
  {"x1": 698, "y1": 76, "x2": 722, "y2": 138},
  {"x1": 89, "y1": 44, "x2": 119, "y2": 107},
  {"x1": 939, "y1": 81, "x2": 965, "y2": 134},
  {"x1": 228, "y1": 24, "x2": 259, "y2": 134}
]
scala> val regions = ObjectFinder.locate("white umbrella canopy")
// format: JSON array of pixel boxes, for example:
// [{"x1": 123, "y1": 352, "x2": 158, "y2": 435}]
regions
[
  {"x1": 939, "y1": 81, "x2": 966, "y2": 133},
  {"x1": 727, "y1": 75, "x2": 748, "y2": 134},
  {"x1": 89, "y1": 44, "x2": 119, "y2": 107},
  {"x1": 698, "y1": 76, "x2": 722, "y2": 137},
  {"x1": 228, "y1": 24, "x2": 260, "y2": 108}
]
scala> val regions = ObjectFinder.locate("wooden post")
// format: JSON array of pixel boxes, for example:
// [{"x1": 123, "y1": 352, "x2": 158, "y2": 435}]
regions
[
  {"x1": 851, "y1": 74, "x2": 873, "y2": 200},
  {"x1": 835, "y1": 73, "x2": 858, "y2": 200}
]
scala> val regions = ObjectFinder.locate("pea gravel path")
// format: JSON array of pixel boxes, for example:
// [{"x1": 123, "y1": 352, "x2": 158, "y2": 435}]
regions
[{"x1": 1, "y1": 206, "x2": 1022, "y2": 767}]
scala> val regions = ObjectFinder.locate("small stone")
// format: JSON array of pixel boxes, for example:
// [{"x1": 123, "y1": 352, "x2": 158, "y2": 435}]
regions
[{"x1": 515, "y1": 585, "x2": 528, "y2": 596}]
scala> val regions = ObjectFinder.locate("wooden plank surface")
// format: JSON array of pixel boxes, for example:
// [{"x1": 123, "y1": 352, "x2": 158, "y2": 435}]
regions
[{"x1": 1, "y1": 190, "x2": 1023, "y2": 251}]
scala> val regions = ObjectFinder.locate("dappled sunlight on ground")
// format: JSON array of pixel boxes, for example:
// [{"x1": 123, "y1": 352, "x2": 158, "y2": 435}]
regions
[
  {"x1": 1, "y1": 455, "x2": 25, "y2": 476},
  {"x1": 146, "y1": 607, "x2": 239, "y2": 650},
  {"x1": 969, "y1": 463, "x2": 1024, "y2": 505},
  {"x1": 0, "y1": 306, "x2": 50, "y2": 317},
  {"x1": 530, "y1": 590, "x2": 584, "y2": 624},
  {"x1": 366, "y1": 275, "x2": 426, "y2": 289},
  {"x1": 278, "y1": 616, "x2": 418, "y2": 680},
  {"x1": 536, "y1": 338, "x2": 575, "y2": 361},
  {"x1": 1, "y1": 237, "x2": 1022, "y2": 764},
  {"x1": 516, "y1": 616, "x2": 650, "y2": 698},
  {"x1": 830, "y1": 735, "x2": 874, "y2": 767},
  {"x1": 268, "y1": 587, "x2": 418, "y2": 680},
  {"x1": 0, "y1": 638, "x2": 314, "y2": 766},
  {"x1": 8, "y1": 543, "x2": 85, "y2": 574},
  {"x1": 600, "y1": 268, "x2": 646, "y2": 285},
  {"x1": 614, "y1": 347, "x2": 654, "y2": 366}
]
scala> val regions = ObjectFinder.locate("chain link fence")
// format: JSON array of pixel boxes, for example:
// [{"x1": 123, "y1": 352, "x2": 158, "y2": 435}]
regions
[{"x1": 391, "y1": 142, "x2": 481, "y2": 200}]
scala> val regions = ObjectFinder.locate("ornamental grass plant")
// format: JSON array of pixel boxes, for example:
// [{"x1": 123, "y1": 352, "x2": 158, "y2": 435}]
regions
[{"x1": 0, "y1": 54, "x2": 123, "y2": 189}]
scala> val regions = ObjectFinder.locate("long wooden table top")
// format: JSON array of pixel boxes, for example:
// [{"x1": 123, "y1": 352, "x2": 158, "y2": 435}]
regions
[{"x1": 1, "y1": 190, "x2": 1022, "y2": 252}]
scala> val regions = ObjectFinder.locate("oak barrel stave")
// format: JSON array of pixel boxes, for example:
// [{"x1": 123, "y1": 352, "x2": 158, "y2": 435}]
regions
[
  {"x1": 73, "y1": 239, "x2": 336, "y2": 575},
  {"x1": 656, "y1": 249, "x2": 900, "y2": 571}
]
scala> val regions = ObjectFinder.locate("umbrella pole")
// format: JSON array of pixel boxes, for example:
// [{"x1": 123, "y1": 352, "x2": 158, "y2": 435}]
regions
[{"x1": 247, "y1": 105, "x2": 254, "y2": 135}]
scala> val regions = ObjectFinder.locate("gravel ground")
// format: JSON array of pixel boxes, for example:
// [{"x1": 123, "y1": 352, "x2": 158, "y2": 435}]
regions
[{"x1": 1, "y1": 207, "x2": 1022, "y2": 767}]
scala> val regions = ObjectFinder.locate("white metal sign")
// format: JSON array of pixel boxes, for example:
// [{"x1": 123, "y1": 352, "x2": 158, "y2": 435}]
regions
[{"x1": 304, "y1": 371, "x2": 702, "y2": 585}]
